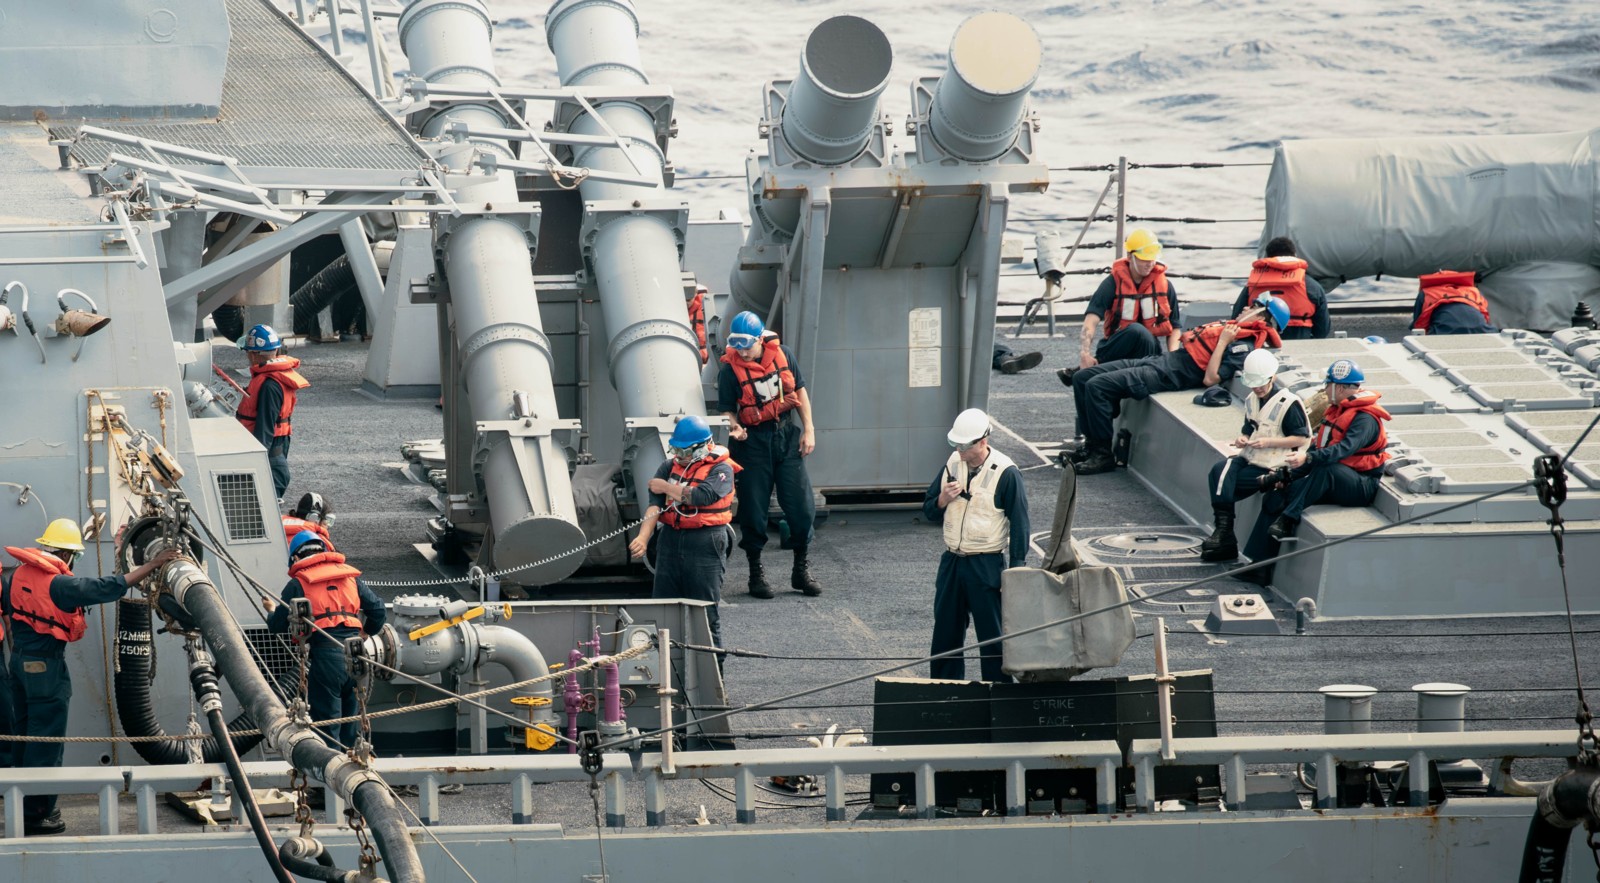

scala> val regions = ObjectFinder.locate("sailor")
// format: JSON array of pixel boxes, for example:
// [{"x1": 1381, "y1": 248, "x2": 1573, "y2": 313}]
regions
[
  {"x1": 992, "y1": 342, "x2": 1044, "y2": 374},
  {"x1": 1411, "y1": 270, "x2": 1498, "y2": 335},
  {"x1": 1071, "y1": 294, "x2": 1288, "y2": 475},
  {"x1": 236, "y1": 323, "x2": 310, "y2": 502},
  {"x1": 628, "y1": 415, "x2": 739, "y2": 651},
  {"x1": 718, "y1": 310, "x2": 823, "y2": 599},
  {"x1": 924, "y1": 409, "x2": 1029, "y2": 683},
  {"x1": 2, "y1": 519, "x2": 178, "y2": 835},
  {"x1": 1252, "y1": 359, "x2": 1392, "y2": 561},
  {"x1": 265, "y1": 531, "x2": 387, "y2": 749},
  {"x1": 282, "y1": 491, "x2": 335, "y2": 550},
  {"x1": 687, "y1": 284, "x2": 710, "y2": 365},
  {"x1": 1230, "y1": 237, "x2": 1330, "y2": 339},
  {"x1": 1198, "y1": 350, "x2": 1311, "y2": 562},
  {"x1": 1056, "y1": 228, "x2": 1181, "y2": 387}
]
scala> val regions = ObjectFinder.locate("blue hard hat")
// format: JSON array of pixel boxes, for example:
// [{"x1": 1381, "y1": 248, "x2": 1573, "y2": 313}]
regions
[
  {"x1": 240, "y1": 323, "x2": 282, "y2": 352},
  {"x1": 1364, "y1": 335, "x2": 1387, "y2": 345},
  {"x1": 668, "y1": 415, "x2": 713, "y2": 450},
  {"x1": 1325, "y1": 358, "x2": 1365, "y2": 384},
  {"x1": 726, "y1": 311, "x2": 764, "y2": 350},
  {"x1": 1254, "y1": 293, "x2": 1289, "y2": 331},
  {"x1": 288, "y1": 530, "x2": 325, "y2": 562}
]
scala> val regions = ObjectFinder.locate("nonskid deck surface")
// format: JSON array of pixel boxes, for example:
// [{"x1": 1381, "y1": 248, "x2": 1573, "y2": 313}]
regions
[
  {"x1": 109, "y1": 318, "x2": 1574, "y2": 831},
  {"x1": 39, "y1": 323, "x2": 1595, "y2": 834}
]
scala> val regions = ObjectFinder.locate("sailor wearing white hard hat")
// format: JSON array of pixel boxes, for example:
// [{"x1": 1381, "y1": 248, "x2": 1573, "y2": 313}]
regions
[
  {"x1": 923, "y1": 409, "x2": 1030, "y2": 683},
  {"x1": 1197, "y1": 349, "x2": 1311, "y2": 564}
]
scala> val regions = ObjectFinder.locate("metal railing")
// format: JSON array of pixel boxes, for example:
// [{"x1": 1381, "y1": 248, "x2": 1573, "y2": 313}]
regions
[{"x1": 3, "y1": 729, "x2": 1577, "y2": 839}]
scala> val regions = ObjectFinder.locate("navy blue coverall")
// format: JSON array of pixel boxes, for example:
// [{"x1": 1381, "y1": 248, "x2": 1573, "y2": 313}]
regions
[
  {"x1": 1246, "y1": 410, "x2": 1384, "y2": 565},
  {"x1": 1072, "y1": 342, "x2": 1254, "y2": 443},
  {"x1": 922, "y1": 457, "x2": 1030, "y2": 683},
  {"x1": 267, "y1": 576, "x2": 387, "y2": 749},
  {"x1": 1411, "y1": 298, "x2": 1499, "y2": 335},
  {"x1": 2, "y1": 568, "x2": 137, "y2": 820},
  {"x1": 247, "y1": 377, "x2": 292, "y2": 500},
  {"x1": 647, "y1": 456, "x2": 737, "y2": 649},
  {"x1": 1085, "y1": 275, "x2": 1182, "y2": 362},
  {"x1": 718, "y1": 345, "x2": 815, "y2": 553}
]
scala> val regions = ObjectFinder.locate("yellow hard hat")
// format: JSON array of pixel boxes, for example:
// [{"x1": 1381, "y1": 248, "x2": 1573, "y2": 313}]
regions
[
  {"x1": 36, "y1": 518, "x2": 85, "y2": 551},
  {"x1": 1124, "y1": 228, "x2": 1162, "y2": 261}
]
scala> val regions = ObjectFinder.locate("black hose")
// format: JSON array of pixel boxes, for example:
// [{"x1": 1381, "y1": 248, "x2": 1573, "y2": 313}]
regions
[
  {"x1": 114, "y1": 599, "x2": 263, "y2": 764},
  {"x1": 1519, "y1": 766, "x2": 1599, "y2": 883},
  {"x1": 279, "y1": 837, "x2": 353, "y2": 883},
  {"x1": 290, "y1": 255, "x2": 358, "y2": 335},
  {"x1": 168, "y1": 563, "x2": 426, "y2": 883},
  {"x1": 193, "y1": 660, "x2": 294, "y2": 883}
]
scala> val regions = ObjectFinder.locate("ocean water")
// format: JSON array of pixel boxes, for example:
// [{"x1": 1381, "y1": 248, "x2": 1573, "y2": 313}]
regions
[{"x1": 301, "y1": 1, "x2": 1599, "y2": 304}]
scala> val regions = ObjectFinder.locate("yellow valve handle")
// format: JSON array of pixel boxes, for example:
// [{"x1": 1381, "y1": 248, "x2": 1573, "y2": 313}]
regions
[
  {"x1": 525, "y1": 722, "x2": 558, "y2": 752},
  {"x1": 407, "y1": 605, "x2": 486, "y2": 642},
  {"x1": 510, "y1": 696, "x2": 553, "y2": 707}
]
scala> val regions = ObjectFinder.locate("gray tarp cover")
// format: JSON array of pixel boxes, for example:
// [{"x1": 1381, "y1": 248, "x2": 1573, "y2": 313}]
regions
[{"x1": 1262, "y1": 128, "x2": 1600, "y2": 306}]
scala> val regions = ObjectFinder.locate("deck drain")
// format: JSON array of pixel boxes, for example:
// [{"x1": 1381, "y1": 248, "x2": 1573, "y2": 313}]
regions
[{"x1": 1087, "y1": 531, "x2": 1204, "y2": 560}]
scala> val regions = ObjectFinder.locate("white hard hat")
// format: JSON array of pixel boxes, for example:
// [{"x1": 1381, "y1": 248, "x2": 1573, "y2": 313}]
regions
[
  {"x1": 1239, "y1": 348, "x2": 1280, "y2": 388},
  {"x1": 948, "y1": 408, "x2": 991, "y2": 446}
]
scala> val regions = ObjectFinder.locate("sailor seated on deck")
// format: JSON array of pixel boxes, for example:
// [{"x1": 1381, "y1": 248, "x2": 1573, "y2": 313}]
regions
[
  {"x1": 1055, "y1": 228, "x2": 1183, "y2": 387},
  {"x1": 1229, "y1": 236, "x2": 1330, "y2": 340},
  {"x1": 1410, "y1": 270, "x2": 1498, "y2": 336},
  {"x1": 1069, "y1": 294, "x2": 1288, "y2": 475},
  {"x1": 1245, "y1": 359, "x2": 1391, "y2": 583},
  {"x1": 1198, "y1": 349, "x2": 1311, "y2": 564}
]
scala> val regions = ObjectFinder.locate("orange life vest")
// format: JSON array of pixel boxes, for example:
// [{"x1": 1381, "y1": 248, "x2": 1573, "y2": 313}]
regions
[
  {"x1": 1316, "y1": 390, "x2": 1392, "y2": 472},
  {"x1": 688, "y1": 289, "x2": 708, "y2": 365},
  {"x1": 282, "y1": 516, "x2": 334, "y2": 550},
  {"x1": 4, "y1": 546, "x2": 87, "y2": 643},
  {"x1": 1247, "y1": 257, "x2": 1314, "y2": 329},
  {"x1": 1181, "y1": 319, "x2": 1281, "y2": 372},
  {"x1": 1414, "y1": 271, "x2": 1492, "y2": 332},
  {"x1": 658, "y1": 448, "x2": 742, "y2": 530},
  {"x1": 721, "y1": 336, "x2": 798, "y2": 427},
  {"x1": 237, "y1": 357, "x2": 310, "y2": 437},
  {"x1": 288, "y1": 551, "x2": 363, "y2": 631},
  {"x1": 1105, "y1": 258, "x2": 1174, "y2": 338}
]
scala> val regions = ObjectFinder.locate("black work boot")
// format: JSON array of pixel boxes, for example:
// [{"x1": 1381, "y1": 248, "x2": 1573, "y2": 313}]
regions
[
  {"x1": 998, "y1": 351, "x2": 1043, "y2": 374},
  {"x1": 1056, "y1": 367, "x2": 1078, "y2": 387},
  {"x1": 1073, "y1": 440, "x2": 1117, "y2": 475},
  {"x1": 791, "y1": 546, "x2": 823, "y2": 596},
  {"x1": 24, "y1": 811, "x2": 66, "y2": 836},
  {"x1": 746, "y1": 551, "x2": 775, "y2": 599},
  {"x1": 1199, "y1": 510, "x2": 1239, "y2": 562},
  {"x1": 1268, "y1": 515, "x2": 1300, "y2": 542}
]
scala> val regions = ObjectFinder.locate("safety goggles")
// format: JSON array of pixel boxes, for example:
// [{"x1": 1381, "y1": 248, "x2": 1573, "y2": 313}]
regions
[
  {"x1": 726, "y1": 334, "x2": 759, "y2": 351},
  {"x1": 669, "y1": 442, "x2": 710, "y2": 463},
  {"x1": 949, "y1": 435, "x2": 986, "y2": 452}
]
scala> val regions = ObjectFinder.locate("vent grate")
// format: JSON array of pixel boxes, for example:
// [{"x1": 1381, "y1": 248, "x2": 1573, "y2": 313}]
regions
[{"x1": 215, "y1": 472, "x2": 268, "y2": 541}]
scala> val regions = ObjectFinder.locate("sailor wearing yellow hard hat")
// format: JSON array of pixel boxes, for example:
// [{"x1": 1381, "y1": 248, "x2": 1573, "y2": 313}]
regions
[
  {"x1": 1056, "y1": 228, "x2": 1182, "y2": 387},
  {"x1": 2, "y1": 519, "x2": 178, "y2": 835}
]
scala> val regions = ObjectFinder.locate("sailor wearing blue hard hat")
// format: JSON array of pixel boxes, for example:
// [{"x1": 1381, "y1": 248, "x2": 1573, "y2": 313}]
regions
[
  {"x1": 265, "y1": 531, "x2": 386, "y2": 748},
  {"x1": 716, "y1": 311, "x2": 823, "y2": 599},
  {"x1": 236, "y1": 323, "x2": 309, "y2": 502},
  {"x1": 1243, "y1": 358, "x2": 1393, "y2": 584},
  {"x1": 628, "y1": 415, "x2": 740, "y2": 653},
  {"x1": 1070, "y1": 293, "x2": 1288, "y2": 475}
]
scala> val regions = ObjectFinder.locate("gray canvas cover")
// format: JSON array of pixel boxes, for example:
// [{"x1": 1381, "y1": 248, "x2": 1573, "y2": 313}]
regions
[
  {"x1": 1261, "y1": 128, "x2": 1600, "y2": 292},
  {"x1": 1476, "y1": 261, "x2": 1600, "y2": 332},
  {"x1": 1000, "y1": 565, "x2": 1134, "y2": 681}
]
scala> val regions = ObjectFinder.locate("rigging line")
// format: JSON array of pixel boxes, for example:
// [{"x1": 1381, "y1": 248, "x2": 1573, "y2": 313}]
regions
[
  {"x1": 195, "y1": 531, "x2": 638, "y2": 743},
  {"x1": 597, "y1": 473, "x2": 1541, "y2": 751},
  {"x1": 1543, "y1": 405, "x2": 1600, "y2": 749},
  {"x1": 589, "y1": 774, "x2": 609, "y2": 882}
]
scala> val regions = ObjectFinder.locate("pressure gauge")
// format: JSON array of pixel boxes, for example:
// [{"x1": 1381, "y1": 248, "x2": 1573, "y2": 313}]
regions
[{"x1": 627, "y1": 628, "x2": 652, "y2": 650}]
